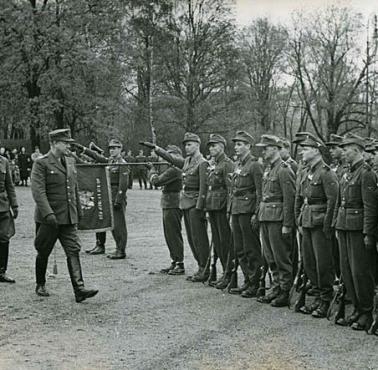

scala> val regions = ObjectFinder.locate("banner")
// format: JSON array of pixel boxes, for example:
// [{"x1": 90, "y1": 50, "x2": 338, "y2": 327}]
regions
[{"x1": 76, "y1": 164, "x2": 114, "y2": 232}]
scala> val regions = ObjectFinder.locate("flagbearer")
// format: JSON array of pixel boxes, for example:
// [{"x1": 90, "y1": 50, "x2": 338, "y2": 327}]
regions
[
  {"x1": 256, "y1": 135, "x2": 295, "y2": 307},
  {"x1": 73, "y1": 139, "x2": 129, "y2": 259},
  {"x1": 31, "y1": 128, "x2": 98, "y2": 302}
]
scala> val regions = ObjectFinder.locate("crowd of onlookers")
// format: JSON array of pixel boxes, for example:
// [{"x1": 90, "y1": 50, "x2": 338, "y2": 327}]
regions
[{"x1": 0, "y1": 146, "x2": 43, "y2": 186}]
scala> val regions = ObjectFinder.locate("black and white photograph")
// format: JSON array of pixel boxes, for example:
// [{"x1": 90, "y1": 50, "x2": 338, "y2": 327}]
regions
[{"x1": 1, "y1": 0, "x2": 378, "y2": 369}]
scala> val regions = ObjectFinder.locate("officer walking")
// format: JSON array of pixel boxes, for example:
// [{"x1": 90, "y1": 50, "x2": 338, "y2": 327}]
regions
[
  {"x1": 256, "y1": 135, "x2": 296, "y2": 307},
  {"x1": 31, "y1": 129, "x2": 98, "y2": 302},
  {"x1": 333, "y1": 134, "x2": 377, "y2": 331},
  {"x1": 295, "y1": 135, "x2": 338, "y2": 318},
  {"x1": 0, "y1": 152, "x2": 18, "y2": 283},
  {"x1": 205, "y1": 134, "x2": 234, "y2": 289},
  {"x1": 74, "y1": 139, "x2": 129, "y2": 259},
  {"x1": 148, "y1": 145, "x2": 184, "y2": 275},
  {"x1": 141, "y1": 133, "x2": 210, "y2": 282},
  {"x1": 228, "y1": 131, "x2": 263, "y2": 298}
]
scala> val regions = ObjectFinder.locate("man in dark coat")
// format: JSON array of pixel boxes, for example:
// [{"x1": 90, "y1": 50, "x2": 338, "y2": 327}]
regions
[
  {"x1": 31, "y1": 129, "x2": 98, "y2": 302},
  {"x1": 18, "y1": 147, "x2": 31, "y2": 186}
]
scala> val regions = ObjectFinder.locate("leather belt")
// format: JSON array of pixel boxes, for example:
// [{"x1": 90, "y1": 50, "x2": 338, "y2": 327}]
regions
[
  {"x1": 183, "y1": 186, "x2": 199, "y2": 191},
  {"x1": 304, "y1": 197, "x2": 326, "y2": 205}
]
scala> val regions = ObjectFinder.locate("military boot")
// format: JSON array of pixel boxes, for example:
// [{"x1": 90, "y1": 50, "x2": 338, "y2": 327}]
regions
[
  {"x1": 351, "y1": 312, "x2": 373, "y2": 332},
  {"x1": 0, "y1": 243, "x2": 14, "y2": 283},
  {"x1": 271, "y1": 291, "x2": 290, "y2": 307},
  {"x1": 88, "y1": 243, "x2": 105, "y2": 255},
  {"x1": 67, "y1": 255, "x2": 98, "y2": 303},
  {"x1": 107, "y1": 249, "x2": 126, "y2": 260},
  {"x1": 241, "y1": 284, "x2": 258, "y2": 298},
  {"x1": 299, "y1": 298, "x2": 321, "y2": 315},
  {"x1": 215, "y1": 273, "x2": 231, "y2": 290},
  {"x1": 168, "y1": 263, "x2": 185, "y2": 276},
  {"x1": 35, "y1": 284, "x2": 50, "y2": 297},
  {"x1": 160, "y1": 262, "x2": 176, "y2": 274},
  {"x1": 191, "y1": 266, "x2": 210, "y2": 283},
  {"x1": 312, "y1": 300, "x2": 330, "y2": 318},
  {"x1": 229, "y1": 280, "x2": 249, "y2": 295},
  {"x1": 257, "y1": 288, "x2": 280, "y2": 304}
]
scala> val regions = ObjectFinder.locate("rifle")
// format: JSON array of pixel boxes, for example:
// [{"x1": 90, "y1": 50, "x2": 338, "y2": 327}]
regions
[
  {"x1": 208, "y1": 251, "x2": 218, "y2": 287},
  {"x1": 227, "y1": 258, "x2": 238, "y2": 292},
  {"x1": 289, "y1": 231, "x2": 304, "y2": 310},
  {"x1": 327, "y1": 280, "x2": 347, "y2": 325},
  {"x1": 256, "y1": 263, "x2": 267, "y2": 298}
]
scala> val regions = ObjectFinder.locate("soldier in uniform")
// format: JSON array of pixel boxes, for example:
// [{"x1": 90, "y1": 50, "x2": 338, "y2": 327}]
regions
[
  {"x1": 333, "y1": 134, "x2": 377, "y2": 331},
  {"x1": 136, "y1": 150, "x2": 148, "y2": 189},
  {"x1": 295, "y1": 135, "x2": 338, "y2": 318},
  {"x1": 148, "y1": 145, "x2": 184, "y2": 275},
  {"x1": 228, "y1": 131, "x2": 263, "y2": 298},
  {"x1": 205, "y1": 134, "x2": 234, "y2": 289},
  {"x1": 0, "y1": 151, "x2": 18, "y2": 283},
  {"x1": 125, "y1": 150, "x2": 135, "y2": 189},
  {"x1": 31, "y1": 129, "x2": 98, "y2": 302},
  {"x1": 148, "y1": 150, "x2": 160, "y2": 189},
  {"x1": 141, "y1": 133, "x2": 210, "y2": 282},
  {"x1": 255, "y1": 135, "x2": 296, "y2": 307},
  {"x1": 74, "y1": 139, "x2": 129, "y2": 259},
  {"x1": 280, "y1": 138, "x2": 298, "y2": 174}
]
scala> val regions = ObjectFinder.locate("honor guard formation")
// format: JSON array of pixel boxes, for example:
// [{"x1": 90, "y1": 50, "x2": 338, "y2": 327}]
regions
[{"x1": 1, "y1": 128, "x2": 378, "y2": 336}]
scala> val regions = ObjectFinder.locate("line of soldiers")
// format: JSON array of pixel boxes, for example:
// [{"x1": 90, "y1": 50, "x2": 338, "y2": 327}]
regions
[{"x1": 141, "y1": 130, "x2": 378, "y2": 335}]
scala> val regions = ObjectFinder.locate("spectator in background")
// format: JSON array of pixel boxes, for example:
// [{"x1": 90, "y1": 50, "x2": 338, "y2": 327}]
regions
[
  {"x1": 18, "y1": 147, "x2": 31, "y2": 186},
  {"x1": 31, "y1": 146, "x2": 43, "y2": 162},
  {"x1": 0, "y1": 148, "x2": 5, "y2": 157}
]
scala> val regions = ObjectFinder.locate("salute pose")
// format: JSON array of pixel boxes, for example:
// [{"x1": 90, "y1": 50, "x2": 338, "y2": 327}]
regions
[
  {"x1": 141, "y1": 133, "x2": 210, "y2": 282},
  {"x1": 31, "y1": 129, "x2": 98, "y2": 302}
]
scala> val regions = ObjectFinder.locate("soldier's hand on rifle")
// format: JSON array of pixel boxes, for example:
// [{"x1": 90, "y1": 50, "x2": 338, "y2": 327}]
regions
[
  {"x1": 139, "y1": 141, "x2": 156, "y2": 149},
  {"x1": 45, "y1": 214, "x2": 58, "y2": 229},
  {"x1": 11, "y1": 207, "x2": 18, "y2": 219},
  {"x1": 251, "y1": 214, "x2": 259, "y2": 231},
  {"x1": 282, "y1": 226, "x2": 291, "y2": 239},
  {"x1": 364, "y1": 235, "x2": 376, "y2": 250}
]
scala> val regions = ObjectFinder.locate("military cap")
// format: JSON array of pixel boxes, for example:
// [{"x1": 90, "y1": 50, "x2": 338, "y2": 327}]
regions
[
  {"x1": 365, "y1": 141, "x2": 377, "y2": 153},
  {"x1": 339, "y1": 133, "x2": 365, "y2": 149},
  {"x1": 292, "y1": 131, "x2": 318, "y2": 144},
  {"x1": 299, "y1": 135, "x2": 324, "y2": 148},
  {"x1": 108, "y1": 139, "x2": 123, "y2": 148},
  {"x1": 256, "y1": 134, "x2": 283, "y2": 148},
  {"x1": 183, "y1": 132, "x2": 201, "y2": 144},
  {"x1": 325, "y1": 134, "x2": 343, "y2": 146},
  {"x1": 232, "y1": 130, "x2": 254, "y2": 144},
  {"x1": 207, "y1": 134, "x2": 227, "y2": 147},
  {"x1": 166, "y1": 144, "x2": 182, "y2": 156},
  {"x1": 49, "y1": 128, "x2": 75, "y2": 142}
]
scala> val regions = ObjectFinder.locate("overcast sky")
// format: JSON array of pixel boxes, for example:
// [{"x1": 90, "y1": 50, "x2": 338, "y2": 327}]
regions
[{"x1": 235, "y1": 0, "x2": 378, "y2": 25}]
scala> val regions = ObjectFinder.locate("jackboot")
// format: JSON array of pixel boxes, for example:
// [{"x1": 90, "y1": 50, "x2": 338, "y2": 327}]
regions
[
  {"x1": 0, "y1": 242, "x2": 14, "y2": 283},
  {"x1": 67, "y1": 255, "x2": 98, "y2": 303}
]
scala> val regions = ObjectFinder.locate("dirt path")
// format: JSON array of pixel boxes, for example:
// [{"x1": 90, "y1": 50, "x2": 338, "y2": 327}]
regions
[{"x1": 0, "y1": 187, "x2": 377, "y2": 370}]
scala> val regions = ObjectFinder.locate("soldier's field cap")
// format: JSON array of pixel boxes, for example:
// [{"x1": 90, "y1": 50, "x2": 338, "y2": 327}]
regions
[
  {"x1": 108, "y1": 139, "x2": 123, "y2": 148},
  {"x1": 339, "y1": 133, "x2": 365, "y2": 149},
  {"x1": 183, "y1": 132, "x2": 201, "y2": 144},
  {"x1": 207, "y1": 134, "x2": 227, "y2": 147},
  {"x1": 299, "y1": 135, "x2": 324, "y2": 148},
  {"x1": 49, "y1": 128, "x2": 75, "y2": 143},
  {"x1": 256, "y1": 134, "x2": 283, "y2": 148},
  {"x1": 365, "y1": 140, "x2": 378, "y2": 153},
  {"x1": 166, "y1": 144, "x2": 182, "y2": 156},
  {"x1": 232, "y1": 130, "x2": 254, "y2": 144},
  {"x1": 325, "y1": 134, "x2": 343, "y2": 146},
  {"x1": 292, "y1": 131, "x2": 318, "y2": 144}
]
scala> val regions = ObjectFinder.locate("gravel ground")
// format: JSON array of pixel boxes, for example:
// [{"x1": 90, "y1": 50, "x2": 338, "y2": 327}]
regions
[{"x1": 0, "y1": 186, "x2": 377, "y2": 370}]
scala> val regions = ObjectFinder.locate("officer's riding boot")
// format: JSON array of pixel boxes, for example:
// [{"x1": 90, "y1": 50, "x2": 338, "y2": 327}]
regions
[
  {"x1": 67, "y1": 255, "x2": 98, "y2": 303},
  {"x1": 0, "y1": 242, "x2": 15, "y2": 283},
  {"x1": 168, "y1": 262, "x2": 185, "y2": 275},
  {"x1": 160, "y1": 261, "x2": 176, "y2": 274},
  {"x1": 35, "y1": 253, "x2": 49, "y2": 295},
  {"x1": 271, "y1": 290, "x2": 290, "y2": 307}
]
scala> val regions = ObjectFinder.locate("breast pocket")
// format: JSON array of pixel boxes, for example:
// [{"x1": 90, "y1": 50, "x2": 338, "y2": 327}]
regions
[
  {"x1": 0, "y1": 169, "x2": 6, "y2": 182},
  {"x1": 268, "y1": 176, "x2": 280, "y2": 192},
  {"x1": 310, "y1": 180, "x2": 324, "y2": 198},
  {"x1": 46, "y1": 171, "x2": 60, "y2": 184},
  {"x1": 347, "y1": 183, "x2": 361, "y2": 201},
  {"x1": 237, "y1": 172, "x2": 250, "y2": 187}
]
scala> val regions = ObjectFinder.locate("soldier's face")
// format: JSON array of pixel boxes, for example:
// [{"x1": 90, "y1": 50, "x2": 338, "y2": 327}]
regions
[
  {"x1": 54, "y1": 141, "x2": 70, "y2": 155},
  {"x1": 234, "y1": 141, "x2": 250, "y2": 157},
  {"x1": 343, "y1": 145, "x2": 358, "y2": 163},
  {"x1": 329, "y1": 146, "x2": 343, "y2": 160},
  {"x1": 279, "y1": 147, "x2": 289, "y2": 159},
  {"x1": 109, "y1": 146, "x2": 121, "y2": 157},
  {"x1": 208, "y1": 143, "x2": 223, "y2": 158},
  {"x1": 185, "y1": 141, "x2": 199, "y2": 156},
  {"x1": 262, "y1": 145, "x2": 276, "y2": 161},
  {"x1": 301, "y1": 146, "x2": 318, "y2": 162}
]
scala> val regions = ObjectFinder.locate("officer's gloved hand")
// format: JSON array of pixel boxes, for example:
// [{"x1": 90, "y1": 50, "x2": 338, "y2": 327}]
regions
[
  {"x1": 45, "y1": 214, "x2": 58, "y2": 229},
  {"x1": 139, "y1": 141, "x2": 156, "y2": 149},
  {"x1": 250, "y1": 215, "x2": 259, "y2": 231},
  {"x1": 11, "y1": 207, "x2": 18, "y2": 219},
  {"x1": 323, "y1": 226, "x2": 333, "y2": 240},
  {"x1": 364, "y1": 235, "x2": 376, "y2": 250},
  {"x1": 282, "y1": 226, "x2": 291, "y2": 240}
]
